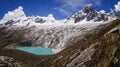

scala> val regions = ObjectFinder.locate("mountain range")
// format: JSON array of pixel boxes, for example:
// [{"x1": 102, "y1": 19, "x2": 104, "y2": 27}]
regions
[{"x1": 0, "y1": 4, "x2": 120, "y2": 67}]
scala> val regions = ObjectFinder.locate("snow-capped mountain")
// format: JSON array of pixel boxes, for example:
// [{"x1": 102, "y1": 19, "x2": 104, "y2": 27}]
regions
[
  {"x1": 0, "y1": 6, "x2": 59, "y2": 27},
  {"x1": 0, "y1": 5, "x2": 117, "y2": 53},
  {"x1": 0, "y1": 5, "x2": 117, "y2": 27},
  {"x1": 67, "y1": 4, "x2": 116, "y2": 23}
]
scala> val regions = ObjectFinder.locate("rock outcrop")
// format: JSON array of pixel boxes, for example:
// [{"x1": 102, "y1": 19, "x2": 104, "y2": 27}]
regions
[{"x1": 0, "y1": 56, "x2": 24, "y2": 67}]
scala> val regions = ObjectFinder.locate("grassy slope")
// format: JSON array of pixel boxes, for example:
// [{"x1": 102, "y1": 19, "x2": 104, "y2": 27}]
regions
[{"x1": 0, "y1": 19, "x2": 120, "y2": 67}]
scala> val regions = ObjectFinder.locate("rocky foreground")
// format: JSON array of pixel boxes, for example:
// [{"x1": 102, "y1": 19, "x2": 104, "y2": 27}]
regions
[{"x1": 0, "y1": 56, "x2": 24, "y2": 67}]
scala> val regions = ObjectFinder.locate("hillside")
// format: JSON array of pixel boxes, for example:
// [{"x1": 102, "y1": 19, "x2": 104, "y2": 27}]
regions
[
  {"x1": 36, "y1": 19, "x2": 120, "y2": 67},
  {"x1": 0, "y1": 4, "x2": 120, "y2": 67},
  {"x1": 0, "y1": 19, "x2": 119, "y2": 67}
]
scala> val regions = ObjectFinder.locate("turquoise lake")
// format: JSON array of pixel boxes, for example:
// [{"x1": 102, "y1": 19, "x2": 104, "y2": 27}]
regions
[{"x1": 17, "y1": 46, "x2": 54, "y2": 55}]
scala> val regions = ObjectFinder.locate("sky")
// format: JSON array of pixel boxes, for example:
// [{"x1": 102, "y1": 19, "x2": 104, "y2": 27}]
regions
[{"x1": 0, "y1": 0, "x2": 120, "y2": 20}]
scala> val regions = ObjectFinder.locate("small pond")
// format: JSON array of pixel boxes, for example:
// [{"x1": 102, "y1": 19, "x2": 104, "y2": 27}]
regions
[{"x1": 17, "y1": 46, "x2": 54, "y2": 55}]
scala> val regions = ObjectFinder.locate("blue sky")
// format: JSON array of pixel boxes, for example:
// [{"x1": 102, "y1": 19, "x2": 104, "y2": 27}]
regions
[{"x1": 0, "y1": 0, "x2": 120, "y2": 20}]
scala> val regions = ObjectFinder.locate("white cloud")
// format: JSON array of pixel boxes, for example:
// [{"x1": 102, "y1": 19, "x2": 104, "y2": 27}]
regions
[
  {"x1": 54, "y1": 7, "x2": 71, "y2": 16},
  {"x1": 114, "y1": 1, "x2": 120, "y2": 12},
  {"x1": 55, "y1": 0, "x2": 102, "y2": 16}
]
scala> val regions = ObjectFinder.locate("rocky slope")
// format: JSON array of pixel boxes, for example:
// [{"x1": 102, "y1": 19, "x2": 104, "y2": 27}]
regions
[
  {"x1": 0, "y1": 56, "x2": 24, "y2": 67},
  {"x1": 0, "y1": 4, "x2": 120, "y2": 67},
  {"x1": 36, "y1": 19, "x2": 120, "y2": 67},
  {"x1": 0, "y1": 19, "x2": 119, "y2": 67}
]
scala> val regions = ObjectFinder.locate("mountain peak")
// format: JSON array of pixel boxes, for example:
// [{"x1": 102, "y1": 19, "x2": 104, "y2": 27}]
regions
[
  {"x1": 17, "y1": 6, "x2": 23, "y2": 11},
  {"x1": 85, "y1": 4, "x2": 93, "y2": 7},
  {"x1": 67, "y1": 4, "x2": 98, "y2": 22},
  {"x1": 67, "y1": 4, "x2": 117, "y2": 23},
  {"x1": 84, "y1": 4, "x2": 93, "y2": 11},
  {"x1": 1, "y1": 6, "x2": 26, "y2": 23},
  {"x1": 82, "y1": 4, "x2": 95, "y2": 14},
  {"x1": 48, "y1": 14, "x2": 55, "y2": 19},
  {"x1": 47, "y1": 14, "x2": 55, "y2": 21}
]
